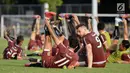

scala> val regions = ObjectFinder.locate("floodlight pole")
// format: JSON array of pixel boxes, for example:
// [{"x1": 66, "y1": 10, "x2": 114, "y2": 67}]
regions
[
  {"x1": 92, "y1": 0, "x2": 99, "y2": 35},
  {"x1": 44, "y1": 3, "x2": 49, "y2": 18},
  {"x1": 1, "y1": 15, "x2": 4, "y2": 38}
]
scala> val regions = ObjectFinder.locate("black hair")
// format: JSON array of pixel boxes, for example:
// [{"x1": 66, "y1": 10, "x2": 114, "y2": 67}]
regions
[
  {"x1": 68, "y1": 35, "x2": 79, "y2": 49},
  {"x1": 16, "y1": 35, "x2": 24, "y2": 45},
  {"x1": 97, "y1": 22, "x2": 105, "y2": 30},
  {"x1": 76, "y1": 24, "x2": 86, "y2": 29},
  {"x1": 122, "y1": 40, "x2": 130, "y2": 49},
  {"x1": 41, "y1": 32, "x2": 45, "y2": 35}
]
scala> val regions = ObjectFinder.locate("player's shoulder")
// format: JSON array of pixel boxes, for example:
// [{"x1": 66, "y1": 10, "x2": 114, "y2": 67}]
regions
[
  {"x1": 85, "y1": 32, "x2": 95, "y2": 37},
  {"x1": 99, "y1": 34, "x2": 106, "y2": 39},
  {"x1": 15, "y1": 44, "x2": 23, "y2": 50}
]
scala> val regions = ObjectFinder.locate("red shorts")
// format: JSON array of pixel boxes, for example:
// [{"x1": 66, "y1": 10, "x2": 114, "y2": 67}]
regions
[{"x1": 92, "y1": 61, "x2": 106, "y2": 68}]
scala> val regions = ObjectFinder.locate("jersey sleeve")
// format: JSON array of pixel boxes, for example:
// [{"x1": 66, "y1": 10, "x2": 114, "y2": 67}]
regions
[
  {"x1": 84, "y1": 36, "x2": 91, "y2": 45},
  {"x1": 99, "y1": 34, "x2": 106, "y2": 44},
  {"x1": 121, "y1": 54, "x2": 130, "y2": 61}
]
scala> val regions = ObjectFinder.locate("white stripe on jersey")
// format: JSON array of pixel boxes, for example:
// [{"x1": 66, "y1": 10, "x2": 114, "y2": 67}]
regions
[
  {"x1": 66, "y1": 54, "x2": 72, "y2": 59},
  {"x1": 58, "y1": 60, "x2": 70, "y2": 67},
  {"x1": 93, "y1": 60, "x2": 106, "y2": 64},
  {"x1": 54, "y1": 57, "x2": 66, "y2": 64},
  {"x1": 100, "y1": 35, "x2": 105, "y2": 42}
]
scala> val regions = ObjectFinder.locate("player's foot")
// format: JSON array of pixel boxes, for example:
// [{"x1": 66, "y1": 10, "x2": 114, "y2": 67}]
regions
[
  {"x1": 24, "y1": 63, "x2": 31, "y2": 67},
  {"x1": 115, "y1": 17, "x2": 122, "y2": 26}
]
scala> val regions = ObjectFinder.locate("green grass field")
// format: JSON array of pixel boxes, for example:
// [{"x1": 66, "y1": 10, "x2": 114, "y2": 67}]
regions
[{"x1": 0, "y1": 38, "x2": 130, "y2": 73}]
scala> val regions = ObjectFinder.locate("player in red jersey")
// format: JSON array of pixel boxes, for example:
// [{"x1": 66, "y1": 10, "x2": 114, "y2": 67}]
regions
[
  {"x1": 28, "y1": 15, "x2": 45, "y2": 51},
  {"x1": 3, "y1": 30, "x2": 24, "y2": 60},
  {"x1": 76, "y1": 24, "x2": 106, "y2": 68},
  {"x1": 25, "y1": 18, "x2": 79, "y2": 69}
]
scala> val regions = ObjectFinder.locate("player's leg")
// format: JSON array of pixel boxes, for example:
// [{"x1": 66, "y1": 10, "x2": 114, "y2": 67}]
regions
[
  {"x1": 35, "y1": 15, "x2": 41, "y2": 35},
  {"x1": 28, "y1": 19, "x2": 37, "y2": 50},
  {"x1": 45, "y1": 19, "x2": 68, "y2": 54},
  {"x1": 25, "y1": 62, "x2": 42, "y2": 67}
]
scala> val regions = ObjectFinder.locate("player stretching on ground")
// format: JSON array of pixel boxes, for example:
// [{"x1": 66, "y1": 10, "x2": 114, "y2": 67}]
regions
[
  {"x1": 28, "y1": 15, "x2": 45, "y2": 51},
  {"x1": 107, "y1": 18, "x2": 130, "y2": 63},
  {"x1": 3, "y1": 30, "x2": 24, "y2": 60},
  {"x1": 25, "y1": 18, "x2": 79, "y2": 69},
  {"x1": 76, "y1": 24, "x2": 106, "y2": 68}
]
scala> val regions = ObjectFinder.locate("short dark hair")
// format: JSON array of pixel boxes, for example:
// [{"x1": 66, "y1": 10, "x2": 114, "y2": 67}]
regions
[
  {"x1": 97, "y1": 22, "x2": 105, "y2": 30},
  {"x1": 122, "y1": 40, "x2": 130, "y2": 49},
  {"x1": 68, "y1": 35, "x2": 79, "y2": 48},
  {"x1": 16, "y1": 35, "x2": 24, "y2": 44},
  {"x1": 76, "y1": 24, "x2": 86, "y2": 29},
  {"x1": 41, "y1": 32, "x2": 45, "y2": 35}
]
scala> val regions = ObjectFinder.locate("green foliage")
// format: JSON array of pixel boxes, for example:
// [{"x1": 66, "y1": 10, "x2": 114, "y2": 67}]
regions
[{"x1": 39, "y1": 0, "x2": 63, "y2": 12}]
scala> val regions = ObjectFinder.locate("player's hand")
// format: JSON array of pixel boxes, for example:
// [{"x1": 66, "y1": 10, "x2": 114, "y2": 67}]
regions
[
  {"x1": 72, "y1": 14, "x2": 78, "y2": 21},
  {"x1": 35, "y1": 15, "x2": 41, "y2": 24},
  {"x1": 122, "y1": 14, "x2": 128, "y2": 19},
  {"x1": 72, "y1": 14, "x2": 80, "y2": 24},
  {"x1": 34, "y1": 15, "x2": 41, "y2": 19}
]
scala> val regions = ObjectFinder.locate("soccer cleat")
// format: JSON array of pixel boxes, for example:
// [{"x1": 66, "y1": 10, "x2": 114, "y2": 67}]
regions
[
  {"x1": 28, "y1": 58, "x2": 40, "y2": 62},
  {"x1": 115, "y1": 17, "x2": 123, "y2": 26},
  {"x1": 45, "y1": 12, "x2": 56, "y2": 19},
  {"x1": 24, "y1": 63, "x2": 31, "y2": 67}
]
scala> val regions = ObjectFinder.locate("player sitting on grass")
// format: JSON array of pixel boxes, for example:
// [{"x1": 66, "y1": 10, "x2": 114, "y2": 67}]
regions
[
  {"x1": 28, "y1": 15, "x2": 45, "y2": 51},
  {"x1": 3, "y1": 30, "x2": 24, "y2": 60},
  {"x1": 25, "y1": 18, "x2": 79, "y2": 69},
  {"x1": 107, "y1": 18, "x2": 130, "y2": 63},
  {"x1": 76, "y1": 24, "x2": 106, "y2": 68}
]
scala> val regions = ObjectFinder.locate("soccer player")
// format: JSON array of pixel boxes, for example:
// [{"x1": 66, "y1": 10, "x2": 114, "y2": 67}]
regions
[
  {"x1": 28, "y1": 15, "x2": 45, "y2": 51},
  {"x1": 76, "y1": 24, "x2": 106, "y2": 68},
  {"x1": 107, "y1": 18, "x2": 130, "y2": 63},
  {"x1": 3, "y1": 30, "x2": 24, "y2": 60},
  {"x1": 43, "y1": 18, "x2": 80, "y2": 69},
  {"x1": 25, "y1": 18, "x2": 79, "y2": 69},
  {"x1": 97, "y1": 22, "x2": 112, "y2": 59}
]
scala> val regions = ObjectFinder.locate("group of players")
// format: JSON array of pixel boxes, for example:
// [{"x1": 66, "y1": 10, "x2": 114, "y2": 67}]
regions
[{"x1": 2, "y1": 12, "x2": 130, "y2": 69}]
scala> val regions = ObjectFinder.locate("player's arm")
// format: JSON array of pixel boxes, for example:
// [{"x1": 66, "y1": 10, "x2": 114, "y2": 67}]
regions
[
  {"x1": 72, "y1": 14, "x2": 80, "y2": 27},
  {"x1": 86, "y1": 44, "x2": 93, "y2": 68},
  {"x1": 45, "y1": 19, "x2": 61, "y2": 45},
  {"x1": 95, "y1": 17, "x2": 99, "y2": 23},
  {"x1": 4, "y1": 30, "x2": 11, "y2": 41},
  {"x1": 30, "y1": 18, "x2": 37, "y2": 41},
  {"x1": 88, "y1": 17, "x2": 93, "y2": 31},
  {"x1": 122, "y1": 19, "x2": 128, "y2": 40},
  {"x1": 99, "y1": 34, "x2": 109, "y2": 50},
  {"x1": 12, "y1": 25, "x2": 17, "y2": 39},
  {"x1": 35, "y1": 15, "x2": 41, "y2": 35}
]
